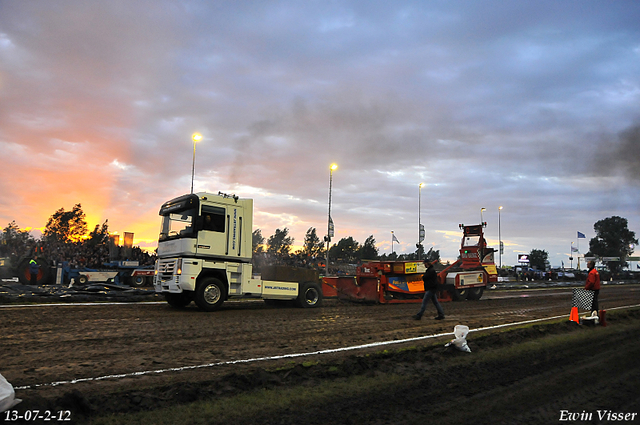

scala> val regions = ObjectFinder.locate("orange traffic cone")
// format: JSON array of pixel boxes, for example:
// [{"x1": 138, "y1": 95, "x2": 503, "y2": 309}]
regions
[
  {"x1": 570, "y1": 307, "x2": 579, "y2": 324},
  {"x1": 599, "y1": 309, "x2": 607, "y2": 327}
]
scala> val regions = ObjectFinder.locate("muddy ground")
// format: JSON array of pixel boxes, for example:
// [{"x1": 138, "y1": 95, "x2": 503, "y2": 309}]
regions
[{"x1": 1, "y1": 283, "x2": 640, "y2": 424}]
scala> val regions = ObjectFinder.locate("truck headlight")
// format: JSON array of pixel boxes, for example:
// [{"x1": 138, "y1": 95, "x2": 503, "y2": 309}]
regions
[{"x1": 176, "y1": 258, "x2": 182, "y2": 275}]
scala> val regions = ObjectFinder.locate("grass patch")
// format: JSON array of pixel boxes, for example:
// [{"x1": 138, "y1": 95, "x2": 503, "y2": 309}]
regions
[{"x1": 89, "y1": 373, "x2": 407, "y2": 425}]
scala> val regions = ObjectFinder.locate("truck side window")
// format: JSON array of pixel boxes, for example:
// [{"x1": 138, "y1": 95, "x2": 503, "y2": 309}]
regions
[{"x1": 202, "y1": 206, "x2": 226, "y2": 233}]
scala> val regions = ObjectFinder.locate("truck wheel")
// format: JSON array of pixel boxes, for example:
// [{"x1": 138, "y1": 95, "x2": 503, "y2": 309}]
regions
[
  {"x1": 165, "y1": 292, "x2": 192, "y2": 308},
  {"x1": 76, "y1": 275, "x2": 88, "y2": 285},
  {"x1": 467, "y1": 287, "x2": 484, "y2": 300},
  {"x1": 195, "y1": 277, "x2": 226, "y2": 311},
  {"x1": 296, "y1": 282, "x2": 323, "y2": 308},
  {"x1": 449, "y1": 285, "x2": 468, "y2": 301},
  {"x1": 131, "y1": 276, "x2": 146, "y2": 287}
]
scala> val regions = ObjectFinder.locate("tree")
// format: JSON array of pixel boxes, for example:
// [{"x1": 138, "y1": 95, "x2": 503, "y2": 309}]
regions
[
  {"x1": 267, "y1": 228, "x2": 294, "y2": 257},
  {"x1": 43, "y1": 204, "x2": 88, "y2": 244},
  {"x1": 424, "y1": 247, "x2": 440, "y2": 263},
  {"x1": 415, "y1": 244, "x2": 425, "y2": 260},
  {"x1": 86, "y1": 220, "x2": 110, "y2": 249},
  {"x1": 329, "y1": 237, "x2": 360, "y2": 263},
  {"x1": 252, "y1": 229, "x2": 265, "y2": 254},
  {"x1": 301, "y1": 227, "x2": 324, "y2": 258},
  {"x1": 528, "y1": 249, "x2": 548, "y2": 270},
  {"x1": 1, "y1": 221, "x2": 35, "y2": 258},
  {"x1": 588, "y1": 216, "x2": 638, "y2": 274},
  {"x1": 358, "y1": 235, "x2": 378, "y2": 260}
]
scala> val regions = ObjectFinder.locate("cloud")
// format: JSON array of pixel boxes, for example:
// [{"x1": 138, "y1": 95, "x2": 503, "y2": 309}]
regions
[{"x1": 1, "y1": 0, "x2": 639, "y2": 266}]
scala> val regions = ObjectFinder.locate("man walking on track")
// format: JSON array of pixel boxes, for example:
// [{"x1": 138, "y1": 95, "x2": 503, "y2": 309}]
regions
[
  {"x1": 584, "y1": 260, "x2": 601, "y2": 314},
  {"x1": 413, "y1": 258, "x2": 445, "y2": 320}
]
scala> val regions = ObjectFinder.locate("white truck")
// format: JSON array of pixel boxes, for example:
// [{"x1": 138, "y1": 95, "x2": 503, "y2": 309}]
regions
[{"x1": 154, "y1": 192, "x2": 323, "y2": 311}]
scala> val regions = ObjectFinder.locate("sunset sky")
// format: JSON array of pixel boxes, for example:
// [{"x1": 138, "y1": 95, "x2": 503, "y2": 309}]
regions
[{"x1": 1, "y1": 1, "x2": 639, "y2": 268}]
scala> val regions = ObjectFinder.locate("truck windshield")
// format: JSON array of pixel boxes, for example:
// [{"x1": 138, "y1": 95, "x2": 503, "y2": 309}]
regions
[{"x1": 159, "y1": 209, "x2": 196, "y2": 241}]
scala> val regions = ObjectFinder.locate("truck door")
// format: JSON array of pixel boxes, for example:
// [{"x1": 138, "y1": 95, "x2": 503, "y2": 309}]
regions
[
  {"x1": 196, "y1": 204, "x2": 228, "y2": 259},
  {"x1": 196, "y1": 203, "x2": 249, "y2": 261}
]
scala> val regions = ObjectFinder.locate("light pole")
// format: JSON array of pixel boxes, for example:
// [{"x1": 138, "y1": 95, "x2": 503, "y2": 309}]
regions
[
  {"x1": 418, "y1": 183, "x2": 424, "y2": 259},
  {"x1": 480, "y1": 207, "x2": 486, "y2": 225},
  {"x1": 325, "y1": 163, "x2": 337, "y2": 276},
  {"x1": 498, "y1": 206, "x2": 503, "y2": 268},
  {"x1": 191, "y1": 132, "x2": 203, "y2": 194}
]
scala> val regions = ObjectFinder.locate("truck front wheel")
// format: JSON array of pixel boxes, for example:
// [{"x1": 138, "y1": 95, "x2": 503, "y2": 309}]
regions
[
  {"x1": 195, "y1": 277, "x2": 226, "y2": 311},
  {"x1": 296, "y1": 281, "x2": 323, "y2": 308}
]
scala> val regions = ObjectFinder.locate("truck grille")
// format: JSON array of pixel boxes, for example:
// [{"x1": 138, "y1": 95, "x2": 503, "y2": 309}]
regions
[
  {"x1": 157, "y1": 259, "x2": 180, "y2": 285},
  {"x1": 157, "y1": 259, "x2": 177, "y2": 274}
]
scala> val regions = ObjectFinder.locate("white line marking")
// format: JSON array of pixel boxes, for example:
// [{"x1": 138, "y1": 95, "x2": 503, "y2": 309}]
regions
[{"x1": 14, "y1": 303, "x2": 640, "y2": 391}]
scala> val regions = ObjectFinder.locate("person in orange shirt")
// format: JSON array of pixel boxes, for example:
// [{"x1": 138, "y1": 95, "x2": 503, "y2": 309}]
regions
[{"x1": 584, "y1": 260, "x2": 601, "y2": 314}]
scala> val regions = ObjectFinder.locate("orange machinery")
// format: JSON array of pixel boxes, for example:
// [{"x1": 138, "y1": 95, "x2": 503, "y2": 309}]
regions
[{"x1": 322, "y1": 223, "x2": 497, "y2": 303}]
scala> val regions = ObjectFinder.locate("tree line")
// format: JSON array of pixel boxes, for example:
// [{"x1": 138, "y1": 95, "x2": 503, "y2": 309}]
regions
[
  {"x1": 251, "y1": 226, "x2": 441, "y2": 273},
  {"x1": 3, "y1": 205, "x2": 635, "y2": 276},
  {"x1": 524, "y1": 216, "x2": 637, "y2": 274}
]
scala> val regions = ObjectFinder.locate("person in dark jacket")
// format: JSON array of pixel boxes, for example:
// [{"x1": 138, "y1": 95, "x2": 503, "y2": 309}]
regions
[{"x1": 412, "y1": 258, "x2": 445, "y2": 320}]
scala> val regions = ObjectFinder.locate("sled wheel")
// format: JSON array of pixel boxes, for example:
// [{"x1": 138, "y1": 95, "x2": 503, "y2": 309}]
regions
[
  {"x1": 449, "y1": 285, "x2": 468, "y2": 301},
  {"x1": 467, "y1": 287, "x2": 484, "y2": 300}
]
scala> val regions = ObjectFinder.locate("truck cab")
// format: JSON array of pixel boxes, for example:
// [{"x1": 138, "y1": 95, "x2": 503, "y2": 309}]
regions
[{"x1": 154, "y1": 192, "x2": 322, "y2": 311}]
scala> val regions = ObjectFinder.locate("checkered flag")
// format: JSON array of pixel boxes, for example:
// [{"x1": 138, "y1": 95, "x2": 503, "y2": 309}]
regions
[{"x1": 572, "y1": 288, "x2": 594, "y2": 311}]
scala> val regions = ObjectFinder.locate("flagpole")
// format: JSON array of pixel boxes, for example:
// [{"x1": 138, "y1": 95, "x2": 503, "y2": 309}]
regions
[{"x1": 577, "y1": 235, "x2": 580, "y2": 270}]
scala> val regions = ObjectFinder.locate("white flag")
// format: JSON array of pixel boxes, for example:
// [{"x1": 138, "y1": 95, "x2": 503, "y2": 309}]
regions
[{"x1": 392, "y1": 233, "x2": 400, "y2": 243}]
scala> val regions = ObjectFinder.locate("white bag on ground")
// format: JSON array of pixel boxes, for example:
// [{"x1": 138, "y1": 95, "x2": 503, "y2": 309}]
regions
[
  {"x1": 0, "y1": 373, "x2": 21, "y2": 412},
  {"x1": 581, "y1": 310, "x2": 600, "y2": 325},
  {"x1": 445, "y1": 325, "x2": 471, "y2": 353}
]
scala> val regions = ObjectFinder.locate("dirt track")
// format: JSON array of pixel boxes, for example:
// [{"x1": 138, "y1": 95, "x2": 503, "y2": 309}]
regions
[{"x1": 2, "y1": 284, "x2": 640, "y2": 423}]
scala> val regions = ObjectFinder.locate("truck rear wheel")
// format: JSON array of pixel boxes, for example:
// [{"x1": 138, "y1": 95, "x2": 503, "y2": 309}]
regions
[
  {"x1": 467, "y1": 287, "x2": 484, "y2": 300},
  {"x1": 165, "y1": 292, "x2": 192, "y2": 308},
  {"x1": 296, "y1": 281, "x2": 323, "y2": 308},
  {"x1": 195, "y1": 277, "x2": 226, "y2": 311}
]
